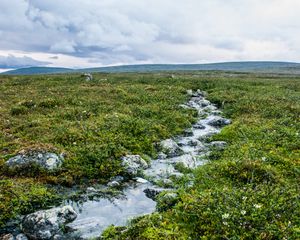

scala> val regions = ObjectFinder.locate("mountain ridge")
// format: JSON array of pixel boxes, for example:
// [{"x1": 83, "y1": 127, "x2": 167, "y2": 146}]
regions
[{"x1": 2, "y1": 61, "x2": 300, "y2": 75}]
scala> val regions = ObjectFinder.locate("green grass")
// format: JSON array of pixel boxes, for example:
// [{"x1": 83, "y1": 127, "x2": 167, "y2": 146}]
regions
[{"x1": 0, "y1": 72, "x2": 299, "y2": 239}]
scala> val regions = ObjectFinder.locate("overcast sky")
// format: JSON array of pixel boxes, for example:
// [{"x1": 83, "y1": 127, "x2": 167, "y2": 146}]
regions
[{"x1": 0, "y1": 0, "x2": 299, "y2": 69}]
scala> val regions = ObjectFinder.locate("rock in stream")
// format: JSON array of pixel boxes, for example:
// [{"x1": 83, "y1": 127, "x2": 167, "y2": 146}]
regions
[{"x1": 21, "y1": 206, "x2": 77, "y2": 240}]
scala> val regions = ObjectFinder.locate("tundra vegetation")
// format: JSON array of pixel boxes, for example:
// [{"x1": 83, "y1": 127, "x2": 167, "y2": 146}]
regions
[{"x1": 0, "y1": 72, "x2": 299, "y2": 239}]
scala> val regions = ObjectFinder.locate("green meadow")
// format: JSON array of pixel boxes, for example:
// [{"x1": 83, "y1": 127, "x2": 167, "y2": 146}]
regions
[{"x1": 0, "y1": 72, "x2": 299, "y2": 239}]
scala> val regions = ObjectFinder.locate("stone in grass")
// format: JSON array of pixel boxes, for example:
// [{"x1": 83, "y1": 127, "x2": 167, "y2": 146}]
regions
[
  {"x1": 160, "y1": 139, "x2": 184, "y2": 157},
  {"x1": 21, "y1": 206, "x2": 77, "y2": 240},
  {"x1": 207, "y1": 116, "x2": 231, "y2": 127},
  {"x1": 82, "y1": 73, "x2": 93, "y2": 81},
  {"x1": 5, "y1": 151, "x2": 64, "y2": 171},
  {"x1": 121, "y1": 155, "x2": 148, "y2": 176}
]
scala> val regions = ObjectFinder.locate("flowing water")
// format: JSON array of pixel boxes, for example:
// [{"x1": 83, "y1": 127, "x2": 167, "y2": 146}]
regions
[{"x1": 65, "y1": 90, "x2": 231, "y2": 239}]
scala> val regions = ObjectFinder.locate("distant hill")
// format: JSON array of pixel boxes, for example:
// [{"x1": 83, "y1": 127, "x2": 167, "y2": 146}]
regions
[
  {"x1": 2, "y1": 61, "x2": 300, "y2": 75},
  {"x1": 2, "y1": 67, "x2": 74, "y2": 75}
]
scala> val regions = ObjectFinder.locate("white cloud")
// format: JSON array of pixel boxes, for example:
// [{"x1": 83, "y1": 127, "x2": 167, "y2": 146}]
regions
[
  {"x1": 0, "y1": 54, "x2": 50, "y2": 68},
  {"x1": 0, "y1": 0, "x2": 299, "y2": 68}
]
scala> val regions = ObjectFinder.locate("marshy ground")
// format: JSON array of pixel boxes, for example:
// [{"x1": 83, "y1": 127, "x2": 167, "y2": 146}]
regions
[{"x1": 0, "y1": 71, "x2": 299, "y2": 239}]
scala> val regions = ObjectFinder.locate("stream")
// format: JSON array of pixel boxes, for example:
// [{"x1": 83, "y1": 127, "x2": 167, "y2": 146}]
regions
[
  {"x1": 65, "y1": 89, "x2": 230, "y2": 239},
  {"x1": 1, "y1": 89, "x2": 231, "y2": 240}
]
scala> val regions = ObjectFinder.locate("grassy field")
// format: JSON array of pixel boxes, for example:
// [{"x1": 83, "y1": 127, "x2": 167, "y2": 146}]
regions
[{"x1": 0, "y1": 72, "x2": 299, "y2": 239}]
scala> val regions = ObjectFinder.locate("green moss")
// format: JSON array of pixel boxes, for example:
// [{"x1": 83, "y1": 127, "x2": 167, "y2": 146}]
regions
[{"x1": 0, "y1": 179, "x2": 59, "y2": 227}]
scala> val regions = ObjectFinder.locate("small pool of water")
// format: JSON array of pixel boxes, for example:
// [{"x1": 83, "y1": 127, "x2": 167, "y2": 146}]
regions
[{"x1": 67, "y1": 183, "x2": 156, "y2": 239}]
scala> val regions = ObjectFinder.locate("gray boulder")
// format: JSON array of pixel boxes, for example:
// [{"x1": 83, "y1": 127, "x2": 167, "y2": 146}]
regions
[
  {"x1": 207, "y1": 116, "x2": 231, "y2": 127},
  {"x1": 21, "y1": 206, "x2": 77, "y2": 240},
  {"x1": 82, "y1": 73, "x2": 93, "y2": 81},
  {"x1": 160, "y1": 139, "x2": 183, "y2": 157},
  {"x1": 121, "y1": 155, "x2": 148, "y2": 176},
  {"x1": 5, "y1": 151, "x2": 64, "y2": 171}
]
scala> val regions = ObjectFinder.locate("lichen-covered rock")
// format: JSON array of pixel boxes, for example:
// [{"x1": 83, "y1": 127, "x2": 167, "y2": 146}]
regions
[
  {"x1": 5, "y1": 151, "x2": 64, "y2": 171},
  {"x1": 21, "y1": 206, "x2": 77, "y2": 240},
  {"x1": 121, "y1": 155, "x2": 148, "y2": 176},
  {"x1": 207, "y1": 116, "x2": 231, "y2": 127},
  {"x1": 160, "y1": 139, "x2": 183, "y2": 157}
]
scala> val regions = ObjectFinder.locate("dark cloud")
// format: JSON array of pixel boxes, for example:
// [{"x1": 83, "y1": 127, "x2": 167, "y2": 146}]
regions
[
  {"x1": 0, "y1": 55, "x2": 50, "y2": 68},
  {"x1": 49, "y1": 56, "x2": 59, "y2": 59}
]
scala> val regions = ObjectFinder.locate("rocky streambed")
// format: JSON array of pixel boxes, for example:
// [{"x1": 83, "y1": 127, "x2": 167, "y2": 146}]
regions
[{"x1": 1, "y1": 89, "x2": 230, "y2": 240}]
